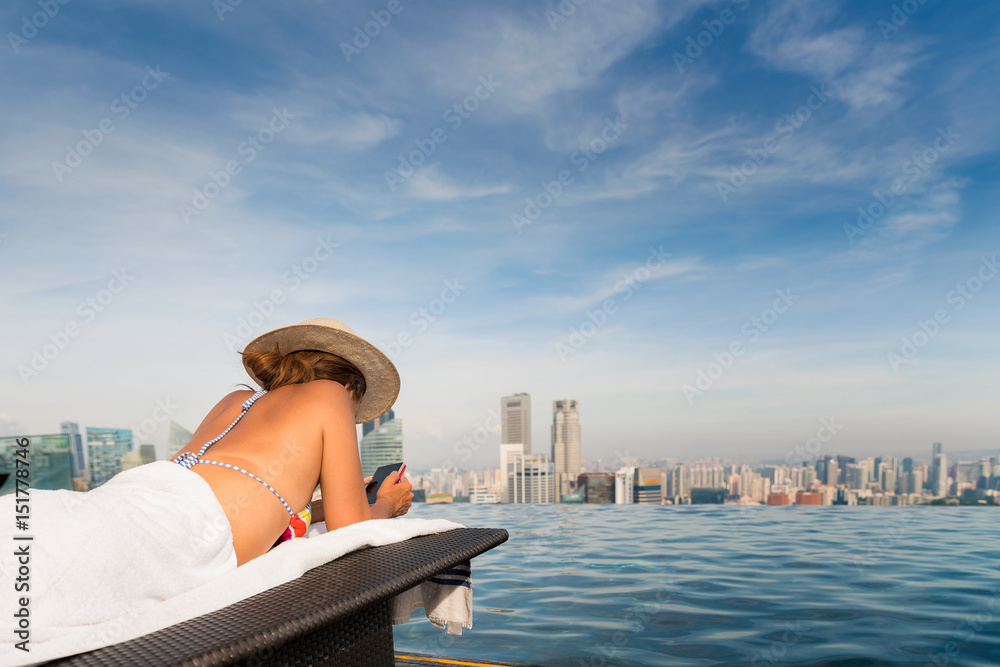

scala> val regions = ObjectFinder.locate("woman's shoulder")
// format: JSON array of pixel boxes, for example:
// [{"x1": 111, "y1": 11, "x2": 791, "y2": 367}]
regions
[{"x1": 267, "y1": 380, "x2": 354, "y2": 410}]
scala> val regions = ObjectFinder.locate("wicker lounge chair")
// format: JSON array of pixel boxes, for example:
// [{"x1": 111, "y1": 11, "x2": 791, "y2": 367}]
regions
[{"x1": 49, "y1": 527, "x2": 509, "y2": 667}]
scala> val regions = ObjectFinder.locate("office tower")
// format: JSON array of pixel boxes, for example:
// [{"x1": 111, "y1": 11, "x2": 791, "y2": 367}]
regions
[
  {"x1": 167, "y1": 420, "x2": 193, "y2": 459},
  {"x1": 86, "y1": 428, "x2": 133, "y2": 488},
  {"x1": 577, "y1": 473, "x2": 614, "y2": 503},
  {"x1": 359, "y1": 410, "x2": 402, "y2": 478},
  {"x1": 932, "y1": 442, "x2": 943, "y2": 457},
  {"x1": 0, "y1": 434, "x2": 75, "y2": 494},
  {"x1": 632, "y1": 466, "x2": 663, "y2": 504},
  {"x1": 61, "y1": 422, "x2": 87, "y2": 481},
  {"x1": 881, "y1": 467, "x2": 897, "y2": 494},
  {"x1": 932, "y1": 452, "x2": 948, "y2": 497},
  {"x1": 903, "y1": 457, "x2": 914, "y2": 473},
  {"x1": 847, "y1": 464, "x2": 866, "y2": 490},
  {"x1": 836, "y1": 455, "x2": 853, "y2": 484},
  {"x1": 669, "y1": 464, "x2": 691, "y2": 499},
  {"x1": 121, "y1": 444, "x2": 157, "y2": 471},
  {"x1": 363, "y1": 408, "x2": 395, "y2": 438},
  {"x1": 507, "y1": 452, "x2": 555, "y2": 503},
  {"x1": 826, "y1": 460, "x2": 840, "y2": 486},
  {"x1": 614, "y1": 467, "x2": 635, "y2": 504},
  {"x1": 816, "y1": 457, "x2": 829, "y2": 483},
  {"x1": 551, "y1": 399, "x2": 581, "y2": 497},
  {"x1": 501, "y1": 393, "x2": 531, "y2": 454},
  {"x1": 499, "y1": 443, "x2": 524, "y2": 503}
]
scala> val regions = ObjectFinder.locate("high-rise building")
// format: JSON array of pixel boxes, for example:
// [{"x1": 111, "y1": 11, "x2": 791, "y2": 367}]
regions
[
  {"x1": 507, "y1": 452, "x2": 555, "y2": 503},
  {"x1": 362, "y1": 408, "x2": 395, "y2": 438},
  {"x1": 932, "y1": 452, "x2": 948, "y2": 497},
  {"x1": 359, "y1": 410, "x2": 402, "y2": 478},
  {"x1": 614, "y1": 466, "x2": 635, "y2": 504},
  {"x1": 167, "y1": 420, "x2": 193, "y2": 459},
  {"x1": 60, "y1": 422, "x2": 87, "y2": 481},
  {"x1": 577, "y1": 472, "x2": 614, "y2": 503},
  {"x1": 551, "y1": 399, "x2": 581, "y2": 497},
  {"x1": 121, "y1": 444, "x2": 157, "y2": 471},
  {"x1": 86, "y1": 427, "x2": 133, "y2": 488},
  {"x1": 499, "y1": 443, "x2": 524, "y2": 503},
  {"x1": 826, "y1": 460, "x2": 840, "y2": 486},
  {"x1": 0, "y1": 434, "x2": 75, "y2": 494},
  {"x1": 501, "y1": 394, "x2": 531, "y2": 454}
]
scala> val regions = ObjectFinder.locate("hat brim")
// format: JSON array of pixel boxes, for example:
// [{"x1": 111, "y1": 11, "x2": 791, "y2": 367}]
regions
[{"x1": 242, "y1": 323, "x2": 399, "y2": 424}]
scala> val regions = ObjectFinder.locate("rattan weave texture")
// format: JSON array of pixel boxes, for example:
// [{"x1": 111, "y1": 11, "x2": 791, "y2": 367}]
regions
[{"x1": 49, "y1": 527, "x2": 508, "y2": 667}]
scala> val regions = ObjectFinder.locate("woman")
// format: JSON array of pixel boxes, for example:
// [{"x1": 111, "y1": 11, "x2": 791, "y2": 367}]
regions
[
  {"x1": 1, "y1": 318, "x2": 412, "y2": 653},
  {"x1": 173, "y1": 317, "x2": 413, "y2": 564}
]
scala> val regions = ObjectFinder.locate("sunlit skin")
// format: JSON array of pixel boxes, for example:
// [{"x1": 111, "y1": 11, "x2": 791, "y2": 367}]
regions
[{"x1": 175, "y1": 379, "x2": 413, "y2": 565}]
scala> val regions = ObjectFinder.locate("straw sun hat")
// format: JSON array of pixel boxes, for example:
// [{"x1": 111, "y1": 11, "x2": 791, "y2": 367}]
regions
[{"x1": 242, "y1": 318, "x2": 399, "y2": 424}]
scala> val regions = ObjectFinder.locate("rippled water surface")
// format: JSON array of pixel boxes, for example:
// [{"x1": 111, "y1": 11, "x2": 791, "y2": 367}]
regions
[{"x1": 392, "y1": 504, "x2": 1000, "y2": 666}]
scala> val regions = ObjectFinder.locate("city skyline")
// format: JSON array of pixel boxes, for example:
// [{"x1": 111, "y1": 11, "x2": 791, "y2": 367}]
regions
[{"x1": 2, "y1": 1, "x2": 999, "y2": 470}]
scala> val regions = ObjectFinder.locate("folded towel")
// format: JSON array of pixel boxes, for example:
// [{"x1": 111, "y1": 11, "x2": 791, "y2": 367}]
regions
[
  {"x1": 307, "y1": 522, "x2": 474, "y2": 635},
  {"x1": 391, "y1": 559, "x2": 473, "y2": 635},
  {"x1": 0, "y1": 461, "x2": 464, "y2": 667}
]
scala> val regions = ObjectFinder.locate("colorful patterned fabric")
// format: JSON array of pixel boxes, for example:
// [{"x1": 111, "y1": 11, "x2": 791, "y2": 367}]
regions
[{"x1": 274, "y1": 503, "x2": 312, "y2": 546}]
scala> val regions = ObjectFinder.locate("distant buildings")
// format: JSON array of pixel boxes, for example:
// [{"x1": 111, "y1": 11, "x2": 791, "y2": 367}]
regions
[
  {"x1": 359, "y1": 408, "x2": 402, "y2": 478},
  {"x1": 167, "y1": 420, "x2": 194, "y2": 459},
  {"x1": 0, "y1": 434, "x2": 75, "y2": 494},
  {"x1": 121, "y1": 444, "x2": 157, "y2": 471},
  {"x1": 501, "y1": 393, "x2": 531, "y2": 454},
  {"x1": 551, "y1": 399, "x2": 581, "y2": 497},
  {"x1": 86, "y1": 427, "x2": 133, "y2": 488},
  {"x1": 577, "y1": 472, "x2": 614, "y2": 503},
  {"x1": 61, "y1": 421, "x2": 87, "y2": 480},
  {"x1": 507, "y1": 451, "x2": 555, "y2": 503}
]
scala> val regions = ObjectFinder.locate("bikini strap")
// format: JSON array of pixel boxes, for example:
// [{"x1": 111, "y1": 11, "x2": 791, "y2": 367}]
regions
[{"x1": 195, "y1": 389, "x2": 268, "y2": 456}]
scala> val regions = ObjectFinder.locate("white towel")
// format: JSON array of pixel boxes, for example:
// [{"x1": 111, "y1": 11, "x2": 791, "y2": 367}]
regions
[
  {"x1": 0, "y1": 461, "x2": 464, "y2": 667},
  {"x1": 390, "y1": 559, "x2": 473, "y2": 635},
  {"x1": 306, "y1": 522, "x2": 474, "y2": 635}
]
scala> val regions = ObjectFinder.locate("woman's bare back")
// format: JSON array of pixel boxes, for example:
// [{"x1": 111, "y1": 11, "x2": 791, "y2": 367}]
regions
[{"x1": 177, "y1": 380, "x2": 367, "y2": 564}]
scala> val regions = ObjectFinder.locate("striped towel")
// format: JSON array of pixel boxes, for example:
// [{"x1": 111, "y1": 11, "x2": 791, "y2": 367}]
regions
[{"x1": 391, "y1": 560, "x2": 473, "y2": 635}]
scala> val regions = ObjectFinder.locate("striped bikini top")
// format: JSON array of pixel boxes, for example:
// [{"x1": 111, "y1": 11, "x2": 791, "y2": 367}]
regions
[{"x1": 173, "y1": 390, "x2": 295, "y2": 517}]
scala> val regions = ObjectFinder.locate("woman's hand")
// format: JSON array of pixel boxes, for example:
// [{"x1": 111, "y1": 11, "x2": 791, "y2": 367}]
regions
[{"x1": 370, "y1": 470, "x2": 413, "y2": 519}]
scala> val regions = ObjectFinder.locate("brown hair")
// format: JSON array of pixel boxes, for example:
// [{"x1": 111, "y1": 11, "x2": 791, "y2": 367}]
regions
[{"x1": 242, "y1": 345, "x2": 366, "y2": 400}]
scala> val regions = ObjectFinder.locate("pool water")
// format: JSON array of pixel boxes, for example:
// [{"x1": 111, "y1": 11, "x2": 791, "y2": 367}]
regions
[{"x1": 393, "y1": 503, "x2": 1000, "y2": 666}]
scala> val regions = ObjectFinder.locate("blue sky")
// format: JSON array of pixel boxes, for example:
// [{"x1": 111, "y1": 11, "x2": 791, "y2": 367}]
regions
[{"x1": 1, "y1": 0, "x2": 998, "y2": 470}]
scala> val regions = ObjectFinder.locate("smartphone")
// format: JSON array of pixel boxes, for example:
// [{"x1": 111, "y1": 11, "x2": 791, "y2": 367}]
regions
[{"x1": 366, "y1": 462, "x2": 405, "y2": 504}]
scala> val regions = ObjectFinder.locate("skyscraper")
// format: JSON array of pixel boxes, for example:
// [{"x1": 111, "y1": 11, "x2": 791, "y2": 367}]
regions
[
  {"x1": 60, "y1": 421, "x2": 87, "y2": 481},
  {"x1": 551, "y1": 399, "x2": 581, "y2": 497},
  {"x1": 501, "y1": 393, "x2": 531, "y2": 454},
  {"x1": 86, "y1": 427, "x2": 133, "y2": 488},
  {"x1": 933, "y1": 452, "x2": 948, "y2": 497},
  {"x1": 362, "y1": 408, "x2": 395, "y2": 438},
  {"x1": 359, "y1": 409, "x2": 402, "y2": 478},
  {"x1": 167, "y1": 420, "x2": 193, "y2": 459}
]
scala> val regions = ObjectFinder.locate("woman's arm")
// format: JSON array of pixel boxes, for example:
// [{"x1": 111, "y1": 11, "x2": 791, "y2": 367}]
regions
[{"x1": 314, "y1": 382, "x2": 411, "y2": 529}]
